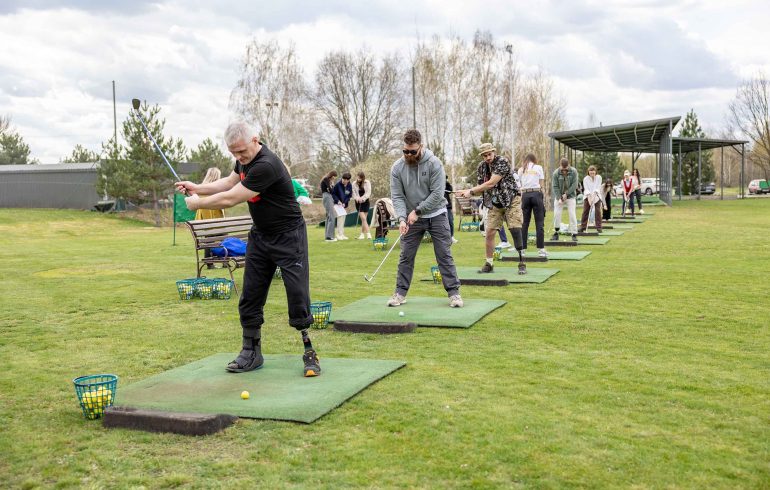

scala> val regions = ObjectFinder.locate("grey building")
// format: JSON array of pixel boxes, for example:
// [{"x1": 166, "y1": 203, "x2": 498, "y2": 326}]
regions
[{"x1": 0, "y1": 163, "x2": 102, "y2": 209}]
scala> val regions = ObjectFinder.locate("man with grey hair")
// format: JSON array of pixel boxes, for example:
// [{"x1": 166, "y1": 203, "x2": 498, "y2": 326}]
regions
[
  {"x1": 176, "y1": 121, "x2": 321, "y2": 377},
  {"x1": 388, "y1": 129, "x2": 462, "y2": 308}
]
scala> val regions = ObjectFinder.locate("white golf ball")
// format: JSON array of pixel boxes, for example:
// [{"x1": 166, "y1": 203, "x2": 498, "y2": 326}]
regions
[{"x1": 399, "y1": 311, "x2": 405, "y2": 317}]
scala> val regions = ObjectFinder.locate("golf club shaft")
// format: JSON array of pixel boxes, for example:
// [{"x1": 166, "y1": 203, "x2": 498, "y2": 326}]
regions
[
  {"x1": 366, "y1": 233, "x2": 401, "y2": 281},
  {"x1": 133, "y1": 110, "x2": 182, "y2": 183}
]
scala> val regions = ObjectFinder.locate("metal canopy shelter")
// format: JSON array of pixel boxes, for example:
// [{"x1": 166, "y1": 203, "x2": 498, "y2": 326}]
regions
[
  {"x1": 672, "y1": 137, "x2": 748, "y2": 200},
  {"x1": 548, "y1": 117, "x2": 680, "y2": 204}
]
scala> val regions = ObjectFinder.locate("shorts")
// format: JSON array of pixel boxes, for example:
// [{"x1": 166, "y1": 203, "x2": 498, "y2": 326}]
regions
[
  {"x1": 486, "y1": 195, "x2": 523, "y2": 231},
  {"x1": 355, "y1": 200, "x2": 370, "y2": 213}
]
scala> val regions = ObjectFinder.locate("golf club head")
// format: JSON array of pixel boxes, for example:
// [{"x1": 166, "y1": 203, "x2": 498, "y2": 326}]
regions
[
  {"x1": 131, "y1": 98, "x2": 141, "y2": 110},
  {"x1": 363, "y1": 274, "x2": 372, "y2": 282}
]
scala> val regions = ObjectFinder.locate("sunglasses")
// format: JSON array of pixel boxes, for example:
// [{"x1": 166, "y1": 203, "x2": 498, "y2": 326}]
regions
[{"x1": 402, "y1": 149, "x2": 419, "y2": 155}]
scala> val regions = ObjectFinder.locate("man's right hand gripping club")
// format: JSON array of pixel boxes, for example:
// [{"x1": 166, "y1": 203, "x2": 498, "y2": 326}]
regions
[{"x1": 400, "y1": 209, "x2": 418, "y2": 234}]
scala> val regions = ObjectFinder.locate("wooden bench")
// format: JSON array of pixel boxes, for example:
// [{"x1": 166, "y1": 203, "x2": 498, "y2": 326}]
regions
[
  {"x1": 186, "y1": 216, "x2": 253, "y2": 293},
  {"x1": 455, "y1": 196, "x2": 480, "y2": 230}
]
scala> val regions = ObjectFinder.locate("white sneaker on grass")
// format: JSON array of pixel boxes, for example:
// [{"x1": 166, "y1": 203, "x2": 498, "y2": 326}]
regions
[
  {"x1": 448, "y1": 294, "x2": 464, "y2": 308},
  {"x1": 498, "y1": 241, "x2": 511, "y2": 249},
  {"x1": 451, "y1": 237, "x2": 459, "y2": 244},
  {"x1": 538, "y1": 248, "x2": 548, "y2": 258},
  {"x1": 387, "y1": 293, "x2": 407, "y2": 307},
  {"x1": 325, "y1": 238, "x2": 337, "y2": 242},
  {"x1": 357, "y1": 233, "x2": 365, "y2": 240}
]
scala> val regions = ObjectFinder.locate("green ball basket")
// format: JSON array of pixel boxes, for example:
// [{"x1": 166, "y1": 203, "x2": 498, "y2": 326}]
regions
[
  {"x1": 310, "y1": 301, "x2": 332, "y2": 329},
  {"x1": 430, "y1": 265, "x2": 442, "y2": 284},
  {"x1": 73, "y1": 374, "x2": 118, "y2": 420}
]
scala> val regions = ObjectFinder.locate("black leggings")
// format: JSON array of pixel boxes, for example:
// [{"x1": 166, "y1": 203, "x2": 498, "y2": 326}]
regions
[
  {"x1": 521, "y1": 191, "x2": 545, "y2": 249},
  {"x1": 631, "y1": 189, "x2": 643, "y2": 210}
]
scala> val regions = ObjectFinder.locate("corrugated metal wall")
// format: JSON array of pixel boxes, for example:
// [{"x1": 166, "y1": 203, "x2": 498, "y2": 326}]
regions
[{"x1": 0, "y1": 164, "x2": 102, "y2": 209}]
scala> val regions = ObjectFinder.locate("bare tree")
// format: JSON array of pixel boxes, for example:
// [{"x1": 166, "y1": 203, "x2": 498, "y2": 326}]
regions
[
  {"x1": 0, "y1": 114, "x2": 10, "y2": 136},
  {"x1": 729, "y1": 72, "x2": 770, "y2": 181},
  {"x1": 313, "y1": 50, "x2": 404, "y2": 166},
  {"x1": 471, "y1": 30, "x2": 499, "y2": 135},
  {"x1": 413, "y1": 36, "x2": 451, "y2": 156},
  {"x1": 230, "y1": 39, "x2": 317, "y2": 171}
]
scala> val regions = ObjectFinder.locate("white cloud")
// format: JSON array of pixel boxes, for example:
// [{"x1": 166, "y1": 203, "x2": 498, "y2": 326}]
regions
[{"x1": 0, "y1": 1, "x2": 768, "y2": 162}]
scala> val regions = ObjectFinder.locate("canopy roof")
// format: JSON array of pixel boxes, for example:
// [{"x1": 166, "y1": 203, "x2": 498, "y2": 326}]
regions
[
  {"x1": 672, "y1": 137, "x2": 748, "y2": 154},
  {"x1": 548, "y1": 117, "x2": 681, "y2": 153}
]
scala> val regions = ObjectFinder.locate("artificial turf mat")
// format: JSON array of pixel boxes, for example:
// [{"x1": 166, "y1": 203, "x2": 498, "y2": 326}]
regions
[
  {"x1": 115, "y1": 354, "x2": 405, "y2": 423},
  {"x1": 330, "y1": 296, "x2": 506, "y2": 328},
  {"x1": 592, "y1": 223, "x2": 634, "y2": 229},
  {"x1": 501, "y1": 250, "x2": 591, "y2": 261},
  {"x1": 578, "y1": 230, "x2": 625, "y2": 236},
  {"x1": 573, "y1": 237, "x2": 611, "y2": 245},
  {"x1": 421, "y1": 266, "x2": 559, "y2": 284}
]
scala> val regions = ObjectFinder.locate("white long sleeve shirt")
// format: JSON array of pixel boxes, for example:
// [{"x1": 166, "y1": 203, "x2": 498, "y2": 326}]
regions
[{"x1": 583, "y1": 174, "x2": 603, "y2": 206}]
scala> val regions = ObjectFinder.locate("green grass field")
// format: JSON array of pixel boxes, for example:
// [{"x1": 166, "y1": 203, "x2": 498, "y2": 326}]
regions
[{"x1": 1, "y1": 200, "x2": 769, "y2": 488}]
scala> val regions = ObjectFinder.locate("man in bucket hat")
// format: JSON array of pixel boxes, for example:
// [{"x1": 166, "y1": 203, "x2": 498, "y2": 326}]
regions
[{"x1": 457, "y1": 142, "x2": 527, "y2": 274}]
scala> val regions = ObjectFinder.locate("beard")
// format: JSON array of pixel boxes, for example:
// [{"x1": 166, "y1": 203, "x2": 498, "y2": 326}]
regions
[{"x1": 405, "y1": 151, "x2": 421, "y2": 165}]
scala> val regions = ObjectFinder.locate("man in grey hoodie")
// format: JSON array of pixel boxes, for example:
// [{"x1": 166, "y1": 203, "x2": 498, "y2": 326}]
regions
[{"x1": 388, "y1": 129, "x2": 463, "y2": 308}]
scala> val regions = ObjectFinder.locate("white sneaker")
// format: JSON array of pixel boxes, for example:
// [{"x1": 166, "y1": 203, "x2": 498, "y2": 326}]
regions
[
  {"x1": 498, "y1": 241, "x2": 511, "y2": 249},
  {"x1": 325, "y1": 238, "x2": 337, "y2": 242},
  {"x1": 538, "y1": 248, "x2": 548, "y2": 258},
  {"x1": 357, "y1": 233, "x2": 365, "y2": 240},
  {"x1": 387, "y1": 293, "x2": 407, "y2": 307},
  {"x1": 338, "y1": 235, "x2": 349, "y2": 240},
  {"x1": 639, "y1": 209, "x2": 645, "y2": 215},
  {"x1": 448, "y1": 294, "x2": 464, "y2": 308},
  {"x1": 366, "y1": 233, "x2": 372, "y2": 239},
  {"x1": 451, "y1": 237, "x2": 459, "y2": 244},
  {"x1": 520, "y1": 249, "x2": 526, "y2": 256}
]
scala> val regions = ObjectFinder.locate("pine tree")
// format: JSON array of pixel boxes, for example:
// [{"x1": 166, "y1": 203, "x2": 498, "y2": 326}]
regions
[
  {"x1": 674, "y1": 109, "x2": 714, "y2": 195},
  {"x1": 60, "y1": 144, "x2": 99, "y2": 163},
  {"x1": 189, "y1": 138, "x2": 234, "y2": 182},
  {"x1": 0, "y1": 131, "x2": 37, "y2": 165},
  {"x1": 97, "y1": 102, "x2": 186, "y2": 226},
  {"x1": 579, "y1": 151, "x2": 623, "y2": 183}
]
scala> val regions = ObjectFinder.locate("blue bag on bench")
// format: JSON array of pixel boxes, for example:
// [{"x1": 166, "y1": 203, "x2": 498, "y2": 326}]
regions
[{"x1": 211, "y1": 237, "x2": 247, "y2": 257}]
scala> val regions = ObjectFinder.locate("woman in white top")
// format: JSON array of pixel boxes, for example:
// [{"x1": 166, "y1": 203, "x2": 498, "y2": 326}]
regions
[
  {"x1": 353, "y1": 171, "x2": 372, "y2": 239},
  {"x1": 579, "y1": 165, "x2": 603, "y2": 232},
  {"x1": 517, "y1": 153, "x2": 548, "y2": 257}
]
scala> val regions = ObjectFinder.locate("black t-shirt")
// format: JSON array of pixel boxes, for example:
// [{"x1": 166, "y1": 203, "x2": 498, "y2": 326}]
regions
[{"x1": 234, "y1": 145, "x2": 303, "y2": 235}]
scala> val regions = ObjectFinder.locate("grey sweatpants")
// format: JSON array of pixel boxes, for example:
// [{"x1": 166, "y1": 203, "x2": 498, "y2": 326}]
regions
[
  {"x1": 322, "y1": 193, "x2": 336, "y2": 240},
  {"x1": 395, "y1": 213, "x2": 460, "y2": 297}
]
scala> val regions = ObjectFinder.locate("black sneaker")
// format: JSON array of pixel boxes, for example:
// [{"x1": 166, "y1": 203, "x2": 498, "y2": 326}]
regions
[
  {"x1": 550, "y1": 232, "x2": 559, "y2": 241},
  {"x1": 226, "y1": 347, "x2": 264, "y2": 373},
  {"x1": 571, "y1": 234, "x2": 578, "y2": 242},
  {"x1": 478, "y1": 262, "x2": 494, "y2": 273},
  {"x1": 303, "y1": 349, "x2": 321, "y2": 377},
  {"x1": 518, "y1": 262, "x2": 527, "y2": 275}
]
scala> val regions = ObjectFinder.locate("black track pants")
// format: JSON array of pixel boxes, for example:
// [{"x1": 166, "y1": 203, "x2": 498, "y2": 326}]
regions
[{"x1": 239, "y1": 224, "x2": 313, "y2": 331}]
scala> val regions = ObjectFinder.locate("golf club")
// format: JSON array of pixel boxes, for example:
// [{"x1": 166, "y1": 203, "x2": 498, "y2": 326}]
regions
[
  {"x1": 131, "y1": 98, "x2": 185, "y2": 192},
  {"x1": 363, "y1": 233, "x2": 402, "y2": 282}
]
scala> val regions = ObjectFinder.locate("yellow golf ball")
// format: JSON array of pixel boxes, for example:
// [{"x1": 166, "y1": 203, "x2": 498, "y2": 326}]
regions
[{"x1": 241, "y1": 390, "x2": 250, "y2": 400}]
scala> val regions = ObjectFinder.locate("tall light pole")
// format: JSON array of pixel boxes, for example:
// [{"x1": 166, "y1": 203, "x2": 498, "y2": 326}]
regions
[{"x1": 505, "y1": 44, "x2": 515, "y2": 164}]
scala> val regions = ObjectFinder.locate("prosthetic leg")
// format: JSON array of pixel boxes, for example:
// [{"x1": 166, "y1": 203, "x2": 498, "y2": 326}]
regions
[{"x1": 512, "y1": 227, "x2": 527, "y2": 275}]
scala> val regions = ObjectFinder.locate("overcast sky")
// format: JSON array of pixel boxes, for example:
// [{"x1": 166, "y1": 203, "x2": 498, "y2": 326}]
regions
[{"x1": 1, "y1": 0, "x2": 768, "y2": 163}]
